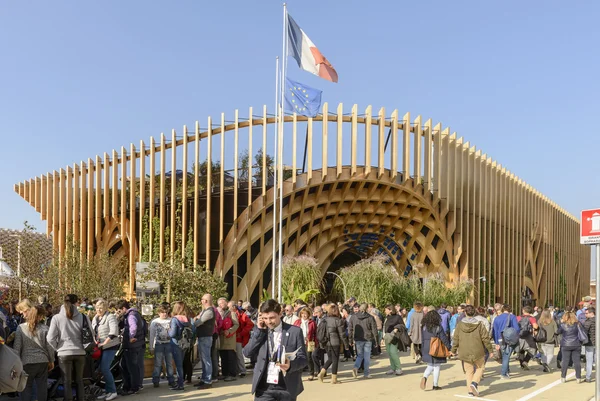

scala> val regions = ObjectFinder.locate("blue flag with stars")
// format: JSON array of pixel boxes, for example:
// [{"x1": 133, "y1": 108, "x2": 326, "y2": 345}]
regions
[{"x1": 284, "y1": 77, "x2": 322, "y2": 117}]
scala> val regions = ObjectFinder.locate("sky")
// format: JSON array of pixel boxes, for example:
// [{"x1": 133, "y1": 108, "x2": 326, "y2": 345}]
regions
[{"x1": 0, "y1": 1, "x2": 598, "y2": 274}]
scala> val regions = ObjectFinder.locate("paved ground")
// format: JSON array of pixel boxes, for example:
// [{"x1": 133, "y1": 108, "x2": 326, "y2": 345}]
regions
[
  {"x1": 138, "y1": 352, "x2": 595, "y2": 401},
  {"x1": 2, "y1": 351, "x2": 594, "y2": 401}
]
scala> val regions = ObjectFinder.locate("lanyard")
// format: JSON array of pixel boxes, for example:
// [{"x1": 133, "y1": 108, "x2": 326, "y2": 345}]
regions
[{"x1": 269, "y1": 332, "x2": 282, "y2": 362}]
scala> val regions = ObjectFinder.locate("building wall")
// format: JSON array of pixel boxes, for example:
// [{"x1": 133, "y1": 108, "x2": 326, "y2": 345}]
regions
[{"x1": 14, "y1": 103, "x2": 590, "y2": 306}]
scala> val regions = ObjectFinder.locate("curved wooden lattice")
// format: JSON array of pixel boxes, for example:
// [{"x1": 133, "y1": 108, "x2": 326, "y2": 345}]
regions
[
  {"x1": 14, "y1": 103, "x2": 590, "y2": 307},
  {"x1": 217, "y1": 166, "x2": 455, "y2": 300}
]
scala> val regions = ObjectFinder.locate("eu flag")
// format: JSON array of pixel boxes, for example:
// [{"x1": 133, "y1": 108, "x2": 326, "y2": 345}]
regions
[{"x1": 284, "y1": 77, "x2": 322, "y2": 117}]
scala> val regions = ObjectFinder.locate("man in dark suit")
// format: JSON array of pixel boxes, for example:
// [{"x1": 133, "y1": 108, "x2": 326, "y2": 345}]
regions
[{"x1": 243, "y1": 299, "x2": 307, "y2": 401}]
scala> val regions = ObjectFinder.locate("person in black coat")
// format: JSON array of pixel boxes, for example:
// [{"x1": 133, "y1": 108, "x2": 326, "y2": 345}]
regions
[
  {"x1": 420, "y1": 310, "x2": 450, "y2": 391},
  {"x1": 556, "y1": 310, "x2": 583, "y2": 383},
  {"x1": 243, "y1": 299, "x2": 307, "y2": 401},
  {"x1": 383, "y1": 305, "x2": 406, "y2": 375},
  {"x1": 316, "y1": 304, "x2": 349, "y2": 384}
]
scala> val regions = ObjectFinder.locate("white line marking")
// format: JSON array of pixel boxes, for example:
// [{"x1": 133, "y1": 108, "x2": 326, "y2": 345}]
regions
[
  {"x1": 514, "y1": 372, "x2": 576, "y2": 401},
  {"x1": 454, "y1": 395, "x2": 498, "y2": 401}
]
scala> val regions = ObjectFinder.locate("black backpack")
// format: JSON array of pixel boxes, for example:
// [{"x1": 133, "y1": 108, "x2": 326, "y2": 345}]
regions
[
  {"x1": 177, "y1": 322, "x2": 195, "y2": 351},
  {"x1": 317, "y1": 318, "x2": 328, "y2": 348},
  {"x1": 518, "y1": 316, "x2": 533, "y2": 338}
]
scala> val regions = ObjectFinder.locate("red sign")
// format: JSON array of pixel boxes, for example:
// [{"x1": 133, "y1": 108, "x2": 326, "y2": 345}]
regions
[{"x1": 581, "y1": 208, "x2": 600, "y2": 245}]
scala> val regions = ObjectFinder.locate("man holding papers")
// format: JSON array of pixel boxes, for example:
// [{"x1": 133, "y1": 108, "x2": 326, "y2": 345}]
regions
[{"x1": 243, "y1": 299, "x2": 308, "y2": 401}]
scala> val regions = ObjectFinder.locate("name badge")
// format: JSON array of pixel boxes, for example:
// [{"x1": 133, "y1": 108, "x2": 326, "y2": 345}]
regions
[{"x1": 266, "y1": 362, "x2": 280, "y2": 384}]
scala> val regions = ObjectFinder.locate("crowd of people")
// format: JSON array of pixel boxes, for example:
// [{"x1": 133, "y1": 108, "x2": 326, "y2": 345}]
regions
[{"x1": 0, "y1": 294, "x2": 596, "y2": 400}]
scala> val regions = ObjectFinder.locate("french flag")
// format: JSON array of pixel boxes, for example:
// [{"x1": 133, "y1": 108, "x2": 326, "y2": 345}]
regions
[{"x1": 287, "y1": 13, "x2": 338, "y2": 83}]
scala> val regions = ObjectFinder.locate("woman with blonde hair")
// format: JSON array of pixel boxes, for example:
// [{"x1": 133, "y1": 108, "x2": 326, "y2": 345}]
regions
[
  {"x1": 293, "y1": 307, "x2": 317, "y2": 380},
  {"x1": 92, "y1": 299, "x2": 119, "y2": 400},
  {"x1": 409, "y1": 302, "x2": 424, "y2": 363},
  {"x1": 14, "y1": 300, "x2": 55, "y2": 401},
  {"x1": 556, "y1": 309, "x2": 584, "y2": 383},
  {"x1": 538, "y1": 309, "x2": 558, "y2": 372},
  {"x1": 168, "y1": 301, "x2": 191, "y2": 391}
]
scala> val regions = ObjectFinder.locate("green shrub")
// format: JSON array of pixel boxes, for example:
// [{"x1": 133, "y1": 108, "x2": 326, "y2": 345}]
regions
[{"x1": 333, "y1": 256, "x2": 473, "y2": 309}]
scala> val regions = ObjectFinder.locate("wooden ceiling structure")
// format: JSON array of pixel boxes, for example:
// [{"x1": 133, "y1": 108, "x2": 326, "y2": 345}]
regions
[{"x1": 14, "y1": 103, "x2": 590, "y2": 307}]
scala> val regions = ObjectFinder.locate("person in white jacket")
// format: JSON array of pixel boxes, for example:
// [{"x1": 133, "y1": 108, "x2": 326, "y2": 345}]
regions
[
  {"x1": 148, "y1": 304, "x2": 175, "y2": 388},
  {"x1": 92, "y1": 299, "x2": 120, "y2": 400}
]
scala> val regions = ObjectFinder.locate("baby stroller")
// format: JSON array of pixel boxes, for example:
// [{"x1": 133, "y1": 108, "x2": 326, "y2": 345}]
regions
[
  {"x1": 47, "y1": 345, "x2": 122, "y2": 401},
  {"x1": 93, "y1": 344, "x2": 124, "y2": 391}
]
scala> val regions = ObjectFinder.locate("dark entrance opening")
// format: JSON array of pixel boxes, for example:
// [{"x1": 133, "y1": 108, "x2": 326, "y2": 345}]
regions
[{"x1": 323, "y1": 251, "x2": 362, "y2": 302}]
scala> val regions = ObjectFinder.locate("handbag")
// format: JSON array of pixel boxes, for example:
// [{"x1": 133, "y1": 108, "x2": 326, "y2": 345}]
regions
[
  {"x1": 81, "y1": 315, "x2": 95, "y2": 353},
  {"x1": 533, "y1": 326, "x2": 547, "y2": 343},
  {"x1": 429, "y1": 328, "x2": 451, "y2": 358},
  {"x1": 577, "y1": 323, "x2": 589, "y2": 344},
  {"x1": 307, "y1": 341, "x2": 315, "y2": 352}
]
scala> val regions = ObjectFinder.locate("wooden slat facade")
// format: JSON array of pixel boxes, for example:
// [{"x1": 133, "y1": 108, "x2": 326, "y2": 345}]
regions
[{"x1": 14, "y1": 103, "x2": 590, "y2": 307}]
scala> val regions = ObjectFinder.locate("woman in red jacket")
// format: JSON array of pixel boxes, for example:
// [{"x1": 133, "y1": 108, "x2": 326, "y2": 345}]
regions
[
  {"x1": 229, "y1": 301, "x2": 254, "y2": 377},
  {"x1": 294, "y1": 307, "x2": 317, "y2": 380}
]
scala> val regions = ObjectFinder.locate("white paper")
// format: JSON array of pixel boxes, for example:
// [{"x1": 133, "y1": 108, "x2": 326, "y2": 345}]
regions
[{"x1": 282, "y1": 345, "x2": 301, "y2": 362}]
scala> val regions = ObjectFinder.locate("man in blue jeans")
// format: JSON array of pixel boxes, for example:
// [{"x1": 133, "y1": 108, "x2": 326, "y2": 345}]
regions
[
  {"x1": 583, "y1": 307, "x2": 596, "y2": 382},
  {"x1": 349, "y1": 303, "x2": 378, "y2": 378},
  {"x1": 491, "y1": 304, "x2": 519, "y2": 379},
  {"x1": 194, "y1": 294, "x2": 217, "y2": 389}
]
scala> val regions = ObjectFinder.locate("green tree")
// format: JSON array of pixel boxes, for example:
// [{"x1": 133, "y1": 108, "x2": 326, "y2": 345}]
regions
[
  {"x1": 0, "y1": 222, "x2": 53, "y2": 301},
  {"x1": 37, "y1": 234, "x2": 127, "y2": 306},
  {"x1": 138, "y1": 258, "x2": 227, "y2": 312},
  {"x1": 140, "y1": 204, "x2": 194, "y2": 265}
]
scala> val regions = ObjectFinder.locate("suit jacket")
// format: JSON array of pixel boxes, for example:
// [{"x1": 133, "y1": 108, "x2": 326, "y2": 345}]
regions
[{"x1": 243, "y1": 321, "x2": 307, "y2": 398}]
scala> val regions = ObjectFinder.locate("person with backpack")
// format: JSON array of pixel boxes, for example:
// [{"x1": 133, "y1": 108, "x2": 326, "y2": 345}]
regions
[
  {"x1": 316, "y1": 304, "x2": 348, "y2": 384},
  {"x1": 193, "y1": 294, "x2": 217, "y2": 389},
  {"x1": 14, "y1": 300, "x2": 55, "y2": 401},
  {"x1": 556, "y1": 308, "x2": 585, "y2": 383},
  {"x1": 516, "y1": 306, "x2": 539, "y2": 370},
  {"x1": 116, "y1": 299, "x2": 145, "y2": 395},
  {"x1": 491, "y1": 304, "x2": 520, "y2": 379},
  {"x1": 168, "y1": 301, "x2": 192, "y2": 391},
  {"x1": 47, "y1": 294, "x2": 92, "y2": 401},
  {"x1": 437, "y1": 304, "x2": 451, "y2": 339},
  {"x1": 92, "y1": 299, "x2": 120, "y2": 400},
  {"x1": 217, "y1": 297, "x2": 239, "y2": 382},
  {"x1": 148, "y1": 304, "x2": 175, "y2": 388}
]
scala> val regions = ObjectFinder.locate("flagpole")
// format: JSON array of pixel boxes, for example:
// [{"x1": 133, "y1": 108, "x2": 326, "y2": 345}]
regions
[
  {"x1": 272, "y1": 56, "x2": 279, "y2": 299},
  {"x1": 277, "y1": 3, "x2": 288, "y2": 303}
]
